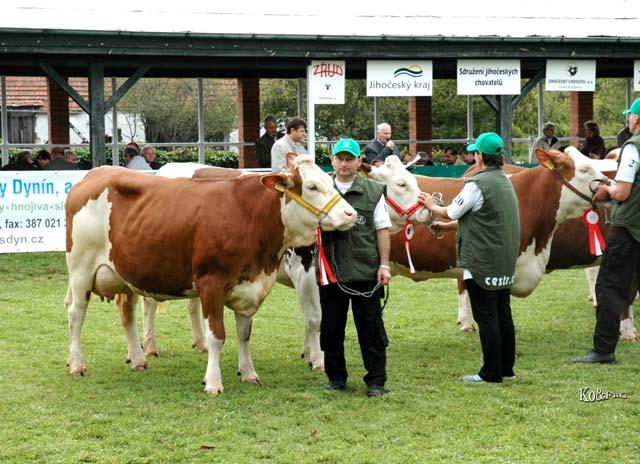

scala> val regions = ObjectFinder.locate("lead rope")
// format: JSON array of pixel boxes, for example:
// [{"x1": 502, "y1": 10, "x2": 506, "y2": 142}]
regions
[{"x1": 425, "y1": 192, "x2": 445, "y2": 239}]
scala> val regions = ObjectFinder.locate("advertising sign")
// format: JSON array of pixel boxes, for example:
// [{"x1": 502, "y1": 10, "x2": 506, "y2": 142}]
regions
[
  {"x1": 457, "y1": 60, "x2": 521, "y2": 95},
  {"x1": 546, "y1": 60, "x2": 596, "y2": 92},
  {"x1": 310, "y1": 61, "x2": 345, "y2": 104},
  {"x1": 366, "y1": 61, "x2": 433, "y2": 96}
]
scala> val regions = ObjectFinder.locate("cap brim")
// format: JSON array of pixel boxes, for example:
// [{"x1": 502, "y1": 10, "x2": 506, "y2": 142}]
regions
[
  {"x1": 623, "y1": 109, "x2": 631, "y2": 115},
  {"x1": 467, "y1": 143, "x2": 477, "y2": 152}
]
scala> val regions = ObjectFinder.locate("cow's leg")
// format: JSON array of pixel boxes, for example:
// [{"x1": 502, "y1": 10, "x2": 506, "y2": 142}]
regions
[
  {"x1": 235, "y1": 312, "x2": 260, "y2": 384},
  {"x1": 457, "y1": 280, "x2": 475, "y2": 332},
  {"x1": 585, "y1": 266, "x2": 599, "y2": 307},
  {"x1": 116, "y1": 291, "x2": 147, "y2": 371},
  {"x1": 141, "y1": 297, "x2": 159, "y2": 357},
  {"x1": 620, "y1": 276, "x2": 638, "y2": 343},
  {"x1": 296, "y1": 272, "x2": 324, "y2": 371},
  {"x1": 187, "y1": 298, "x2": 207, "y2": 352},
  {"x1": 199, "y1": 281, "x2": 226, "y2": 394},
  {"x1": 66, "y1": 283, "x2": 90, "y2": 375}
]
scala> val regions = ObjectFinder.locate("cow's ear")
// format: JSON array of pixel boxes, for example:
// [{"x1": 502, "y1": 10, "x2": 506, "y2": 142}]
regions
[
  {"x1": 534, "y1": 148, "x2": 556, "y2": 169},
  {"x1": 359, "y1": 162, "x2": 372, "y2": 176},
  {"x1": 261, "y1": 173, "x2": 289, "y2": 192},
  {"x1": 285, "y1": 152, "x2": 298, "y2": 171}
]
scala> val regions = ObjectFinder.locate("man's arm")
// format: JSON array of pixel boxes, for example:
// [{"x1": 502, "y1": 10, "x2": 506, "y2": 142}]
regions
[{"x1": 376, "y1": 227, "x2": 391, "y2": 285}]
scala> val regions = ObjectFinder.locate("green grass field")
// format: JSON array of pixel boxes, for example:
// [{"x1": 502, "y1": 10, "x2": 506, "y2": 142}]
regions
[{"x1": 1, "y1": 252, "x2": 639, "y2": 463}]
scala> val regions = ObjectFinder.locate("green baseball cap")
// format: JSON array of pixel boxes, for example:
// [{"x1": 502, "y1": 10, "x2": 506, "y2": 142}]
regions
[
  {"x1": 332, "y1": 138, "x2": 361, "y2": 157},
  {"x1": 466, "y1": 132, "x2": 505, "y2": 156},
  {"x1": 623, "y1": 97, "x2": 640, "y2": 116}
]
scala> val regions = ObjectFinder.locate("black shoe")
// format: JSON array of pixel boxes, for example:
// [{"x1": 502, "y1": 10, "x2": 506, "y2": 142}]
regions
[
  {"x1": 324, "y1": 380, "x2": 346, "y2": 392},
  {"x1": 366, "y1": 384, "x2": 385, "y2": 397},
  {"x1": 571, "y1": 351, "x2": 616, "y2": 364}
]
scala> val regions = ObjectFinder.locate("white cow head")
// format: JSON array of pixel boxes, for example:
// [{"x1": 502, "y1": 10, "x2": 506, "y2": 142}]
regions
[
  {"x1": 365, "y1": 155, "x2": 431, "y2": 233},
  {"x1": 265, "y1": 155, "x2": 356, "y2": 248},
  {"x1": 535, "y1": 147, "x2": 610, "y2": 223}
]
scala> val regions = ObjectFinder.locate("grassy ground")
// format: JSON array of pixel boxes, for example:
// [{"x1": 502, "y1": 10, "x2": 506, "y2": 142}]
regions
[{"x1": 0, "y1": 252, "x2": 639, "y2": 463}]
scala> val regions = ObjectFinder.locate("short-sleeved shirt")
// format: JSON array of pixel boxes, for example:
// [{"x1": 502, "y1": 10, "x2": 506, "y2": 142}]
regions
[
  {"x1": 446, "y1": 181, "x2": 485, "y2": 280},
  {"x1": 335, "y1": 180, "x2": 391, "y2": 230},
  {"x1": 615, "y1": 143, "x2": 640, "y2": 183}
]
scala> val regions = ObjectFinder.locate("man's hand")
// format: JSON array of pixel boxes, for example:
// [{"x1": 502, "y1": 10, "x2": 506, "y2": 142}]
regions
[
  {"x1": 417, "y1": 191, "x2": 434, "y2": 210},
  {"x1": 378, "y1": 266, "x2": 392, "y2": 285},
  {"x1": 592, "y1": 184, "x2": 611, "y2": 203},
  {"x1": 386, "y1": 140, "x2": 395, "y2": 149}
]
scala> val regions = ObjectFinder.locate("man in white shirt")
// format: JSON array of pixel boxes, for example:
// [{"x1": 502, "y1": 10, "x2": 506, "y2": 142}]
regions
[{"x1": 270, "y1": 116, "x2": 308, "y2": 172}]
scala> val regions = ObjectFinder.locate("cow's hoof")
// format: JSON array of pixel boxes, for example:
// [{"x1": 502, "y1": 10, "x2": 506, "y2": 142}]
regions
[
  {"x1": 69, "y1": 366, "x2": 87, "y2": 376},
  {"x1": 311, "y1": 363, "x2": 325, "y2": 372},
  {"x1": 622, "y1": 333, "x2": 638, "y2": 343},
  {"x1": 145, "y1": 350, "x2": 159, "y2": 357},
  {"x1": 239, "y1": 373, "x2": 261, "y2": 385},
  {"x1": 459, "y1": 325, "x2": 475, "y2": 332},
  {"x1": 204, "y1": 385, "x2": 224, "y2": 394},
  {"x1": 192, "y1": 342, "x2": 207, "y2": 353}
]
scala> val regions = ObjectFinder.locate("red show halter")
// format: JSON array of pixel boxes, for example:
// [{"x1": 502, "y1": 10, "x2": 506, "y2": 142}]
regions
[
  {"x1": 385, "y1": 197, "x2": 425, "y2": 273},
  {"x1": 582, "y1": 208, "x2": 606, "y2": 256}
]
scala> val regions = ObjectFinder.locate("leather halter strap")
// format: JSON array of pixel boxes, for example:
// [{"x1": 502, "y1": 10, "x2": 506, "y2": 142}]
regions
[
  {"x1": 275, "y1": 183, "x2": 342, "y2": 218},
  {"x1": 549, "y1": 168, "x2": 595, "y2": 206}
]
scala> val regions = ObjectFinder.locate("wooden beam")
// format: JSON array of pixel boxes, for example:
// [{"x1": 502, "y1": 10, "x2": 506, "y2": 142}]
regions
[
  {"x1": 89, "y1": 62, "x2": 106, "y2": 167},
  {"x1": 104, "y1": 64, "x2": 150, "y2": 111},
  {"x1": 512, "y1": 68, "x2": 545, "y2": 107},
  {"x1": 39, "y1": 62, "x2": 90, "y2": 113},
  {"x1": 482, "y1": 95, "x2": 499, "y2": 113}
]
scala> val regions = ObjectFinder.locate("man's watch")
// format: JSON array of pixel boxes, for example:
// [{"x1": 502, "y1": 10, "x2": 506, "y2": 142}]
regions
[{"x1": 379, "y1": 264, "x2": 391, "y2": 271}]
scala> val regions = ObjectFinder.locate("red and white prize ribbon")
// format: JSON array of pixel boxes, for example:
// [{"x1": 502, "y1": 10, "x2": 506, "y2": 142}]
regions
[
  {"x1": 581, "y1": 208, "x2": 606, "y2": 256},
  {"x1": 316, "y1": 226, "x2": 337, "y2": 286},
  {"x1": 403, "y1": 221, "x2": 416, "y2": 274}
]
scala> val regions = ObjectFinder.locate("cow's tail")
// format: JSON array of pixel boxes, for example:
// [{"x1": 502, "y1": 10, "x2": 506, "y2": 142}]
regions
[{"x1": 64, "y1": 285, "x2": 73, "y2": 309}]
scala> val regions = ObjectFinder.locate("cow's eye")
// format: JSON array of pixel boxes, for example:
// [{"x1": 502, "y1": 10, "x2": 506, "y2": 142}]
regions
[
  {"x1": 306, "y1": 184, "x2": 317, "y2": 191},
  {"x1": 579, "y1": 166, "x2": 590, "y2": 173},
  {"x1": 396, "y1": 181, "x2": 406, "y2": 188}
]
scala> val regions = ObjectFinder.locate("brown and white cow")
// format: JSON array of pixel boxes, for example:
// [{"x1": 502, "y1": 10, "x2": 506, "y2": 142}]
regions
[
  {"x1": 64, "y1": 156, "x2": 356, "y2": 393},
  {"x1": 142, "y1": 156, "x2": 430, "y2": 371},
  {"x1": 368, "y1": 147, "x2": 611, "y2": 325}
]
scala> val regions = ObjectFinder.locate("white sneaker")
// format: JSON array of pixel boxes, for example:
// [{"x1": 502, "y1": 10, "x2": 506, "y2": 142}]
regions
[
  {"x1": 462, "y1": 374, "x2": 485, "y2": 383},
  {"x1": 503, "y1": 375, "x2": 516, "y2": 381}
]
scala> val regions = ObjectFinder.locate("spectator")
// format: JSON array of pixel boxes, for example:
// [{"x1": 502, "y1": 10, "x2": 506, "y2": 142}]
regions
[
  {"x1": 364, "y1": 122, "x2": 400, "y2": 167},
  {"x1": 460, "y1": 146, "x2": 476, "y2": 165},
  {"x1": 415, "y1": 151, "x2": 434, "y2": 166},
  {"x1": 142, "y1": 144, "x2": 162, "y2": 170},
  {"x1": 616, "y1": 115, "x2": 633, "y2": 147},
  {"x1": 35, "y1": 149, "x2": 51, "y2": 170},
  {"x1": 319, "y1": 137, "x2": 391, "y2": 397},
  {"x1": 443, "y1": 146, "x2": 465, "y2": 166},
  {"x1": 1, "y1": 150, "x2": 36, "y2": 171},
  {"x1": 126, "y1": 141, "x2": 141, "y2": 153},
  {"x1": 45, "y1": 146, "x2": 77, "y2": 170},
  {"x1": 533, "y1": 122, "x2": 561, "y2": 151},
  {"x1": 123, "y1": 146, "x2": 151, "y2": 170},
  {"x1": 255, "y1": 116, "x2": 282, "y2": 169},
  {"x1": 64, "y1": 150, "x2": 78, "y2": 165},
  {"x1": 579, "y1": 120, "x2": 606, "y2": 159},
  {"x1": 270, "y1": 116, "x2": 308, "y2": 172}
]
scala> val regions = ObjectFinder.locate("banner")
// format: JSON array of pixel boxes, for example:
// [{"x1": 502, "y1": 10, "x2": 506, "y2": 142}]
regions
[
  {"x1": 457, "y1": 60, "x2": 521, "y2": 95},
  {"x1": 0, "y1": 171, "x2": 87, "y2": 253},
  {"x1": 310, "y1": 61, "x2": 345, "y2": 104},
  {"x1": 546, "y1": 60, "x2": 596, "y2": 91},
  {"x1": 635, "y1": 60, "x2": 640, "y2": 92},
  {"x1": 366, "y1": 61, "x2": 433, "y2": 96}
]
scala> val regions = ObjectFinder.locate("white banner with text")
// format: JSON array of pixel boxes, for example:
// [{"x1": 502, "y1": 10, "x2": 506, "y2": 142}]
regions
[
  {"x1": 0, "y1": 171, "x2": 88, "y2": 253},
  {"x1": 366, "y1": 61, "x2": 433, "y2": 96},
  {"x1": 546, "y1": 60, "x2": 596, "y2": 92},
  {"x1": 457, "y1": 60, "x2": 521, "y2": 95},
  {"x1": 310, "y1": 61, "x2": 345, "y2": 104}
]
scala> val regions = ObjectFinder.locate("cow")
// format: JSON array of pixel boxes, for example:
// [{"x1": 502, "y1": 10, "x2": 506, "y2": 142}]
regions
[
  {"x1": 64, "y1": 155, "x2": 357, "y2": 393},
  {"x1": 141, "y1": 156, "x2": 430, "y2": 371},
  {"x1": 367, "y1": 147, "x2": 612, "y2": 329}
]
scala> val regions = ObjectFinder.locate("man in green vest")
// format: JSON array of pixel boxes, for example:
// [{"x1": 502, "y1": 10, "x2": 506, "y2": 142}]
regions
[
  {"x1": 573, "y1": 97, "x2": 640, "y2": 364},
  {"x1": 419, "y1": 132, "x2": 520, "y2": 383},
  {"x1": 319, "y1": 137, "x2": 392, "y2": 397}
]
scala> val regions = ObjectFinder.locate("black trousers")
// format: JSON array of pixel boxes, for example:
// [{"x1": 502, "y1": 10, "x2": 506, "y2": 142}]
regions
[
  {"x1": 319, "y1": 282, "x2": 388, "y2": 387},
  {"x1": 593, "y1": 226, "x2": 640, "y2": 354},
  {"x1": 465, "y1": 279, "x2": 516, "y2": 382}
]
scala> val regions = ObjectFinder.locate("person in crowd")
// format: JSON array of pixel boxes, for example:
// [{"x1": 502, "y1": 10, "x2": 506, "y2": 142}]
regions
[
  {"x1": 255, "y1": 116, "x2": 282, "y2": 169},
  {"x1": 573, "y1": 98, "x2": 640, "y2": 365},
  {"x1": 270, "y1": 116, "x2": 308, "y2": 172},
  {"x1": 142, "y1": 144, "x2": 162, "y2": 170},
  {"x1": 533, "y1": 122, "x2": 561, "y2": 151},
  {"x1": 418, "y1": 132, "x2": 520, "y2": 383},
  {"x1": 126, "y1": 141, "x2": 141, "y2": 154},
  {"x1": 460, "y1": 146, "x2": 476, "y2": 165},
  {"x1": 443, "y1": 145, "x2": 465, "y2": 166},
  {"x1": 35, "y1": 149, "x2": 51, "y2": 170},
  {"x1": 64, "y1": 149, "x2": 78, "y2": 165},
  {"x1": 616, "y1": 115, "x2": 633, "y2": 148},
  {"x1": 364, "y1": 122, "x2": 400, "y2": 167},
  {"x1": 415, "y1": 151, "x2": 434, "y2": 166},
  {"x1": 45, "y1": 146, "x2": 77, "y2": 170},
  {"x1": 123, "y1": 146, "x2": 152, "y2": 170},
  {"x1": 579, "y1": 120, "x2": 606, "y2": 159},
  {"x1": 1, "y1": 150, "x2": 36, "y2": 171},
  {"x1": 319, "y1": 137, "x2": 392, "y2": 398}
]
